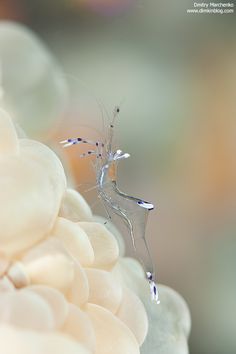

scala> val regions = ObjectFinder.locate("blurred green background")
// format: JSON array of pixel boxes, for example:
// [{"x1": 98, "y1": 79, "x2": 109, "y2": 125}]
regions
[{"x1": 0, "y1": 1, "x2": 235, "y2": 353}]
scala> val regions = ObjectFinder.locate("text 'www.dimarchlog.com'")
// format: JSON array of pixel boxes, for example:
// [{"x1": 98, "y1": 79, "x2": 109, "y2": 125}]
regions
[{"x1": 187, "y1": 2, "x2": 234, "y2": 14}]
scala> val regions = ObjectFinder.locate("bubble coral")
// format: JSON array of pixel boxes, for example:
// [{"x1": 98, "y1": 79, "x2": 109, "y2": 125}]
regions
[
  {"x1": 0, "y1": 106, "x2": 190, "y2": 354},
  {"x1": 0, "y1": 22, "x2": 191, "y2": 354}
]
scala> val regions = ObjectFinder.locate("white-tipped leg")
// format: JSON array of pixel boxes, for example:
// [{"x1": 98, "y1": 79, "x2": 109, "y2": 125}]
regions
[
  {"x1": 113, "y1": 149, "x2": 130, "y2": 161},
  {"x1": 150, "y1": 281, "x2": 160, "y2": 304},
  {"x1": 60, "y1": 141, "x2": 74, "y2": 147},
  {"x1": 146, "y1": 272, "x2": 160, "y2": 304},
  {"x1": 60, "y1": 138, "x2": 82, "y2": 147},
  {"x1": 60, "y1": 140, "x2": 73, "y2": 147},
  {"x1": 60, "y1": 137, "x2": 105, "y2": 148}
]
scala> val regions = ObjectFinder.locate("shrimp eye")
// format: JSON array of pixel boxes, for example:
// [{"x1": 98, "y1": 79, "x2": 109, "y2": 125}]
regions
[{"x1": 116, "y1": 108, "x2": 120, "y2": 113}]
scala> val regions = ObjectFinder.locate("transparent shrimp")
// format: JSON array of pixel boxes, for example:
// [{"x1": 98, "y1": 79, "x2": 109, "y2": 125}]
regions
[{"x1": 60, "y1": 106, "x2": 160, "y2": 304}]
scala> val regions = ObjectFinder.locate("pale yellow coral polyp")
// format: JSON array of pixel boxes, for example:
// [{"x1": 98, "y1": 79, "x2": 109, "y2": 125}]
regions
[
  {"x1": 62, "y1": 303, "x2": 96, "y2": 352},
  {"x1": 116, "y1": 287, "x2": 148, "y2": 345},
  {"x1": 86, "y1": 303, "x2": 140, "y2": 354},
  {"x1": 85, "y1": 268, "x2": 123, "y2": 313},
  {"x1": 7, "y1": 261, "x2": 30, "y2": 288},
  {"x1": 66, "y1": 261, "x2": 89, "y2": 307},
  {"x1": 0, "y1": 325, "x2": 91, "y2": 354},
  {"x1": 0, "y1": 137, "x2": 66, "y2": 255},
  {"x1": 78, "y1": 222, "x2": 119, "y2": 270},
  {"x1": 24, "y1": 252, "x2": 75, "y2": 292},
  {"x1": 22, "y1": 238, "x2": 74, "y2": 292},
  {"x1": 26, "y1": 285, "x2": 69, "y2": 329},
  {"x1": 59, "y1": 188, "x2": 93, "y2": 222},
  {"x1": 51, "y1": 217, "x2": 95, "y2": 267},
  {"x1": 0, "y1": 291, "x2": 55, "y2": 330}
]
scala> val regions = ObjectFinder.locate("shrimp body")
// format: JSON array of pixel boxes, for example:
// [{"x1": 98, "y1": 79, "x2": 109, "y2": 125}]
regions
[{"x1": 60, "y1": 107, "x2": 160, "y2": 303}]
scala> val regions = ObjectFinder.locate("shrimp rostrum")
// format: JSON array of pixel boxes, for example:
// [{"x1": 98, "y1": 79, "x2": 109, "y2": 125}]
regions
[{"x1": 60, "y1": 107, "x2": 160, "y2": 304}]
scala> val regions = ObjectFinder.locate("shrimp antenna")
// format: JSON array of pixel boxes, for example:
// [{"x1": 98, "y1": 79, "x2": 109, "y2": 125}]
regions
[{"x1": 107, "y1": 98, "x2": 126, "y2": 154}]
